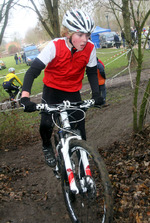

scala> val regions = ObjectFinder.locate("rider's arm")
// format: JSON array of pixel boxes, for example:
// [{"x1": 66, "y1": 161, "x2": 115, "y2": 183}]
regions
[
  {"x1": 22, "y1": 58, "x2": 46, "y2": 96},
  {"x1": 21, "y1": 41, "x2": 56, "y2": 112},
  {"x1": 86, "y1": 65, "x2": 99, "y2": 96},
  {"x1": 21, "y1": 58, "x2": 45, "y2": 112},
  {"x1": 14, "y1": 75, "x2": 23, "y2": 86},
  {"x1": 86, "y1": 66, "x2": 104, "y2": 105},
  {"x1": 86, "y1": 45, "x2": 99, "y2": 97},
  {"x1": 86, "y1": 45, "x2": 104, "y2": 105},
  {"x1": 22, "y1": 41, "x2": 56, "y2": 97}
]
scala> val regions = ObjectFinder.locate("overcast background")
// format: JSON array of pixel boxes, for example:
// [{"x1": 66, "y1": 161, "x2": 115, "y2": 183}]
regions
[{"x1": 4, "y1": 1, "x2": 38, "y2": 42}]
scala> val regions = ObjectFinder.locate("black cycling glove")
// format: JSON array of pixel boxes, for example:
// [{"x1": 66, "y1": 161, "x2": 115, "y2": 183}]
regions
[
  {"x1": 92, "y1": 92, "x2": 104, "y2": 105},
  {"x1": 21, "y1": 97, "x2": 36, "y2": 112}
]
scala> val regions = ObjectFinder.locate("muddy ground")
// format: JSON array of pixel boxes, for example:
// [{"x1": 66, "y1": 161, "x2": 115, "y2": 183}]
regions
[{"x1": 0, "y1": 69, "x2": 150, "y2": 223}]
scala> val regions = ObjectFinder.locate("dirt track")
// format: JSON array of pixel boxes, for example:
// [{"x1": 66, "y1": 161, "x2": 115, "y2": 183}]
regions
[{"x1": 0, "y1": 69, "x2": 150, "y2": 223}]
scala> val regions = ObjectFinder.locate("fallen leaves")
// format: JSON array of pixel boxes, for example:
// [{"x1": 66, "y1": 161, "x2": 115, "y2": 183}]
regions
[
  {"x1": 98, "y1": 126, "x2": 150, "y2": 223},
  {"x1": 0, "y1": 126, "x2": 150, "y2": 222},
  {"x1": 0, "y1": 165, "x2": 48, "y2": 203}
]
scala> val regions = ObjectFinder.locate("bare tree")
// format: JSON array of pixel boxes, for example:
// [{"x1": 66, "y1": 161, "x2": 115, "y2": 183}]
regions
[
  {"x1": 0, "y1": 0, "x2": 14, "y2": 45},
  {"x1": 28, "y1": 0, "x2": 60, "y2": 39},
  {"x1": 28, "y1": 0, "x2": 98, "y2": 39},
  {"x1": 129, "y1": 0, "x2": 150, "y2": 132},
  {"x1": 109, "y1": 0, "x2": 150, "y2": 133}
]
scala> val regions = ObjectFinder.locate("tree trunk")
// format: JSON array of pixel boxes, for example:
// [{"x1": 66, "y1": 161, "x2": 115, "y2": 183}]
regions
[
  {"x1": 0, "y1": 0, "x2": 13, "y2": 45},
  {"x1": 138, "y1": 79, "x2": 150, "y2": 131},
  {"x1": 44, "y1": 0, "x2": 60, "y2": 38},
  {"x1": 122, "y1": 0, "x2": 131, "y2": 47},
  {"x1": 121, "y1": 0, "x2": 137, "y2": 65},
  {"x1": 30, "y1": 0, "x2": 60, "y2": 39},
  {"x1": 133, "y1": 30, "x2": 143, "y2": 132}
]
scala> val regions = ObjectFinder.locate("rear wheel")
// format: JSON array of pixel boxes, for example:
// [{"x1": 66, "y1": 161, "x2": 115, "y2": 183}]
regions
[
  {"x1": 61, "y1": 140, "x2": 113, "y2": 223},
  {"x1": 1, "y1": 99, "x2": 12, "y2": 110}
]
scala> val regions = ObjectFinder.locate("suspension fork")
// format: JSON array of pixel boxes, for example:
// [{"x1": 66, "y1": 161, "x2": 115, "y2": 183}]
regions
[
  {"x1": 79, "y1": 149, "x2": 92, "y2": 177},
  {"x1": 61, "y1": 135, "x2": 82, "y2": 194},
  {"x1": 78, "y1": 149, "x2": 94, "y2": 194},
  {"x1": 59, "y1": 110, "x2": 80, "y2": 193}
]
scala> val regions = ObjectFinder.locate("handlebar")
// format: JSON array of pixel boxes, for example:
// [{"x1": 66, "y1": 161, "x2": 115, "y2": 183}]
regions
[{"x1": 36, "y1": 99, "x2": 95, "y2": 113}]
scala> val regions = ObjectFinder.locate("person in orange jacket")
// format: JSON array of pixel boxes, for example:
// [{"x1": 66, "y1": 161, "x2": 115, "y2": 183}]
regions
[{"x1": 97, "y1": 57, "x2": 106, "y2": 104}]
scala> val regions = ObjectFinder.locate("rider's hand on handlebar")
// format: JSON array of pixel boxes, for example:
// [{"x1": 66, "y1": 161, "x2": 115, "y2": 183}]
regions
[
  {"x1": 20, "y1": 97, "x2": 36, "y2": 112},
  {"x1": 92, "y1": 92, "x2": 104, "y2": 106}
]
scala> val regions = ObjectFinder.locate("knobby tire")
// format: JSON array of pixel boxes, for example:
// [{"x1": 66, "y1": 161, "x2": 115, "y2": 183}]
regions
[{"x1": 61, "y1": 139, "x2": 113, "y2": 223}]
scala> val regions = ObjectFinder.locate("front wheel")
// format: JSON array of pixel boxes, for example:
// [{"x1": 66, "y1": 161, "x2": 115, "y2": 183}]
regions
[{"x1": 61, "y1": 140, "x2": 113, "y2": 223}]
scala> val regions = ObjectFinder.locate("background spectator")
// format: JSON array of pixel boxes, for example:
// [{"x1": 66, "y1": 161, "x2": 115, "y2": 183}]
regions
[
  {"x1": 121, "y1": 29, "x2": 126, "y2": 47},
  {"x1": 114, "y1": 32, "x2": 120, "y2": 48},
  {"x1": 97, "y1": 57, "x2": 107, "y2": 104},
  {"x1": 14, "y1": 53, "x2": 18, "y2": 65}
]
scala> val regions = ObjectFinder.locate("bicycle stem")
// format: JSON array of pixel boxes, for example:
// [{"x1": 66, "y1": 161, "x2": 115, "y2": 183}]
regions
[{"x1": 60, "y1": 111, "x2": 70, "y2": 129}]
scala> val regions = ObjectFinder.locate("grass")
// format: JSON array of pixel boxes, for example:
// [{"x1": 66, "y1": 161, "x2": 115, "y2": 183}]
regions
[
  {"x1": 1, "y1": 47, "x2": 149, "y2": 101},
  {"x1": 0, "y1": 55, "x2": 44, "y2": 100},
  {"x1": 0, "y1": 47, "x2": 150, "y2": 98},
  {"x1": 96, "y1": 48, "x2": 129, "y2": 78},
  {"x1": 0, "y1": 109, "x2": 41, "y2": 149},
  {"x1": 97, "y1": 47, "x2": 150, "y2": 78}
]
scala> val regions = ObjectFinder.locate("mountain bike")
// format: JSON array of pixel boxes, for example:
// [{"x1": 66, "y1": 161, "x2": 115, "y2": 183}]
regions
[
  {"x1": 1, "y1": 87, "x2": 22, "y2": 110},
  {"x1": 36, "y1": 99, "x2": 113, "y2": 223}
]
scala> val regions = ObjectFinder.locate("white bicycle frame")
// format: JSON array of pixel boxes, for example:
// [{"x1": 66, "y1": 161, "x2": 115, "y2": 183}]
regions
[
  {"x1": 15, "y1": 87, "x2": 22, "y2": 101},
  {"x1": 59, "y1": 110, "x2": 91, "y2": 194},
  {"x1": 36, "y1": 100, "x2": 95, "y2": 194}
]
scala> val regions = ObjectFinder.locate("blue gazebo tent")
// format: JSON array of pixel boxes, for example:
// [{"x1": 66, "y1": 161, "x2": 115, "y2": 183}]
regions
[{"x1": 91, "y1": 26, "x2": 111, "y2": 48}]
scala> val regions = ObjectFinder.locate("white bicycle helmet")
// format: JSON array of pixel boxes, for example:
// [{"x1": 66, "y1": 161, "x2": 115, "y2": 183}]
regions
[
  {"x1": 62, "y1": 9, "x2": 95, "y2": 33},
  {"x1": 8, "y1": 67, "x2": 15, "y2": 73}
]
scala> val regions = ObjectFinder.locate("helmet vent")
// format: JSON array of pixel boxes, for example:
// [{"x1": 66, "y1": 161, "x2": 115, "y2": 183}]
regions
[{"x1": 62, "y1": 9, "x2": 95, "y2": 33}]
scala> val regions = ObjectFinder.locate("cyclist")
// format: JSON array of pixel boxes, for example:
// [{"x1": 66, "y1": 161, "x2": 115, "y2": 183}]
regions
[
  {"x1": 3, "y1": 68, "x2": 23, "y2": 101},
  {"x1": 21, "y1": 9, "x2": 104, "y2": 167}
]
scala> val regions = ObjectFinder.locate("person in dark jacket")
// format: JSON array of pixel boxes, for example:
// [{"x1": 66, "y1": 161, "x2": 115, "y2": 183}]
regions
[
  {"x1": 14, "y1": 54, "x2": 18, "y2": 65},
  {"x1": 121, "y1": 29, "x2": 126, "y2": 47},
  {"x1": 114, "y1": 32, "x2": 120, "y2": 48},
  {"x1": 97, "y1": 58, "x2": 106, "y2": 104}
]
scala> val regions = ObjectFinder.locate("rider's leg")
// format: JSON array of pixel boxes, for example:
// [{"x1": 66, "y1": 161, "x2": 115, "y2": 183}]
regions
[
  {"x1": 40, "y1": 113, "x2": 53, "y2": 147},
  {"x1": 9, "y1": 84, "x2": 19, "y2": 100},
  {"x1": 40, "y1": 85, "x2": 85, "y2": 143},
  {"x1": 40, "y1": 85, "x2": 59, "y2": 167},
  {"x1": 69, "y1": 110, "x2": 86, "y2": 140},
  {"x1": 12, "y1": 86, "x2": 19, "y2": 98},
  {"x1": 40, "y1": 85, "x2": 86, "y2": 166},
  {"x1": 7, "y1": 89, "x2": 12, "y2": 99},
  {"x1": 40, "y1": 113, "x2": 56, "y2": 167},
  {"x1": 99, "y1": 84, "x2": 106, "y2": 104},
  {"x1": 3, "y1": 82, "x2": 12, "y2": 99}
]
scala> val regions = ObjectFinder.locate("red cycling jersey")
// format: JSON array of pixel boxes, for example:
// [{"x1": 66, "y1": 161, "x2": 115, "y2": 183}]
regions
[{"x1": 41, "y1": 38, "x2": 95, "y2": 92}]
